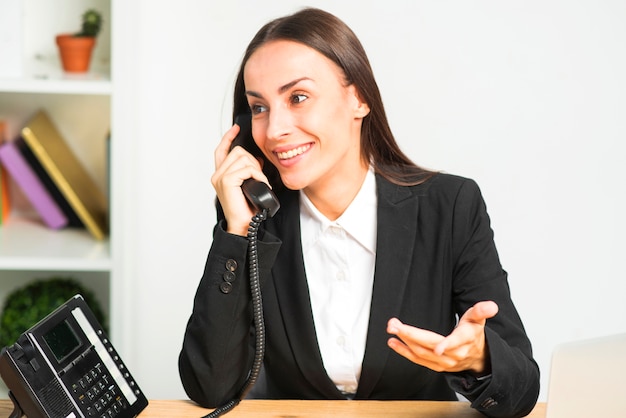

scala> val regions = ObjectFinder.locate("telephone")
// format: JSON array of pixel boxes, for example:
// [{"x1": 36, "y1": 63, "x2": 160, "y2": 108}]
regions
[
  {"x1": 231, "y1": 113, "x2": 280, "y2": 218},
  {"x1": 0, "y1": 295, "x2": 148, "y2": 418}
]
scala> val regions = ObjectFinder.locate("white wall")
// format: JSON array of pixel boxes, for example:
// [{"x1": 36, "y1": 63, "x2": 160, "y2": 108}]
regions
[{"x1": 121, "y1": 0, "x2": 626, "y2": 401}]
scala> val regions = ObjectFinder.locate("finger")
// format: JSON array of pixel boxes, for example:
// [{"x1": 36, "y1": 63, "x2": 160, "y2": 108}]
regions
[
  {"x1": 433, "y1": 323, "x2": 476, "y2": 356},
  {"x1": 212, "y1": 155, "x2": 270, "y2": 202},
  {"x1": 214, "y1": 141, "x2": 268, "y2": 188},
  {"x1": 460, "y1": 301, "x2": 499, "y2": 325},
  {"x1": 433, "y1": 302, "x2": 498, "y2": 356},
  {"x1": 387, "y1": 337, "x2": 435, "y2": 366},
  {"x1": 387, "y1": 318, "x2": 444, "y2": 349},
  {"x1": 386, "y1": 319, "x2": 476, "y2": 372},
  {"x1": 387, "y1": 337, "x2": 459, "y2": 372},
  {"x1": 214, "y1": 124, "x2": 241, "y2": 169}
]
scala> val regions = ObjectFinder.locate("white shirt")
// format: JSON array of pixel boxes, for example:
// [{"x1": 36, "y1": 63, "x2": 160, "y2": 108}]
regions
[{"x1": 299, "y1": 168, "x2": 377, "y2": 395}]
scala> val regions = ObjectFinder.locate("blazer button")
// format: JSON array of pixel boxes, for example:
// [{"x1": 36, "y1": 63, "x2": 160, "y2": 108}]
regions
[
  {"x1": 225, "y1": 259, "x2": 238, "y2": 272},
  {"x1": 480, "y1": 397, "x2": 498, "y2": 409},
  {"x1": 220, "y1": 282, "x2": 233, "y2": 294},
  {"x1": 223, "y1": 271, "x2": 236, "y2": 283}
]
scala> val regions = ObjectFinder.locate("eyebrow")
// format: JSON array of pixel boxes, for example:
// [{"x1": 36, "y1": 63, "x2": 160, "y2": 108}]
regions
[{"x1": 246, "y1": 77, "x2": 312, "y2": 98}]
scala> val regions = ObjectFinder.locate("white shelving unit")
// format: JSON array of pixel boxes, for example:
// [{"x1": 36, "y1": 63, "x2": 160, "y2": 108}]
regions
[
  {"x1": 0, "y1": 0, "x2": 114, "y2": 347},
  {"x1": 0, "y1": 78, "x2": 111, "y2": 96}
]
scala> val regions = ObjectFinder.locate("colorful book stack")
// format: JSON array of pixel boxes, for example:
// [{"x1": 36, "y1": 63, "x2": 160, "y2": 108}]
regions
[{"x1": 0, "y1": 111, "x2": 108, "y2": 240}]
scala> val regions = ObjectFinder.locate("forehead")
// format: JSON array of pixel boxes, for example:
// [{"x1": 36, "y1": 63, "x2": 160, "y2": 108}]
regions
[{"x1": 243, "y1": 40, "x2": 345, "y2": 89}]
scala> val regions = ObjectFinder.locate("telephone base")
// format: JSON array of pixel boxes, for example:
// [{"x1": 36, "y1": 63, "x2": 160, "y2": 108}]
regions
[{"x1": 8, "y1": 391, "x2": 24, "y2": 418}]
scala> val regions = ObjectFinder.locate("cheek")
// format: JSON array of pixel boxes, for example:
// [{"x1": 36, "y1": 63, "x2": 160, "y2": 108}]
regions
[
  {"x1": 250, "y1": 125, "x2": 275, "y2": 163},
  {"x1": 251, "y1": 123, "x2": 267, "y2": 148},
  {"x1": 300, "y1": 100, "x2": 352, "y2": 138}
]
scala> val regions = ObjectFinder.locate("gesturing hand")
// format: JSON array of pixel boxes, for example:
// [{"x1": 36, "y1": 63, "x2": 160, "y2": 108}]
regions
[{"x1": 386, "y1": 301, "x2": 499, "y2": 375}]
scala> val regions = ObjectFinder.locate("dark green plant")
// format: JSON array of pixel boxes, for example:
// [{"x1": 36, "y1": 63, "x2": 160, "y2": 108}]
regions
[
  {"x1": 0, "y1": 277, "x2": 107, "y2": 348},
  {"x1": 75, "y1": 9, "x2": 103, "y2": 38}
]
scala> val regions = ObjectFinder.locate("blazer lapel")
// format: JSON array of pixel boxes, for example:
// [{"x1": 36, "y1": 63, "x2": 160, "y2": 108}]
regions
[
  {"x1": 265, "y1": 190, "x2": 342, "y2": 398},
  {"x1": 266, "y1": 176, "x2": 422, "y2": 399},
  {"x1": 356, "y1": 175, "x2": 420, "y2": 398}
]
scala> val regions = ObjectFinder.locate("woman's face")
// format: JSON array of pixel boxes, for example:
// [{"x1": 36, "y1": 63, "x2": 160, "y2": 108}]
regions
[{"x1": 243, "y1": 40, "x2": 370, "y2": 194}]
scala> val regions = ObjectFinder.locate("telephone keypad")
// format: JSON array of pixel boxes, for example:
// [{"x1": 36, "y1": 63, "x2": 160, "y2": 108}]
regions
[{"x1": 71, "y1": 362, "x2": 128, "y2": 417}]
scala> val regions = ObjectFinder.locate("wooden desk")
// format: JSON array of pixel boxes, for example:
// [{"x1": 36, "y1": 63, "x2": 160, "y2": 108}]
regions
[{"x1": 0, "y1": 399, "x2": 547, "y2": 417}]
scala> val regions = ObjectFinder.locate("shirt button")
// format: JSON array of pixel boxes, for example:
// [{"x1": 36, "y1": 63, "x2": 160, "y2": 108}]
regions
[
  {"x1": 330, "y1": 225, "x2": 342, "y2": 235},
  {"x1": 336, "y1": 271, "x2": 346, "y2": 281}
]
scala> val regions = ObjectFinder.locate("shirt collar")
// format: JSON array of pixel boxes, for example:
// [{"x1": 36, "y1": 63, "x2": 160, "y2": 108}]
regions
[{"x1": 300, "y1": 168, "x2": 377, "y2": 255}]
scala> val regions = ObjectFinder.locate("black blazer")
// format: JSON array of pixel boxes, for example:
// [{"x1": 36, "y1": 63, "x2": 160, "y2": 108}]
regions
[{"x1": 179, "y1": 173, "x2": 540, "y2": 418}]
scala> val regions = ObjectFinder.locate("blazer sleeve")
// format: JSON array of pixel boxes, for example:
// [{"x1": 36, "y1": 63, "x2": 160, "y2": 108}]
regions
[
  {"x1": 178, "y1": 220, "x2": 282, "y2": 408},
  {"x1": 444, "y1": 178, "x2": 540, "y2": 418}
]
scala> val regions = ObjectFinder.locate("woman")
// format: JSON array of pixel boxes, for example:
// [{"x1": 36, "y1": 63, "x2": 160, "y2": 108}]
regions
[{"x1": 179, "y1": 8, "x2": 539, "y2": 418}]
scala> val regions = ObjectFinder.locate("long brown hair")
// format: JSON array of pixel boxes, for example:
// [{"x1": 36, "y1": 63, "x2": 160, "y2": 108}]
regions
[{"x1": 233, "y1": 8, "x2": 435, "y2": 188}]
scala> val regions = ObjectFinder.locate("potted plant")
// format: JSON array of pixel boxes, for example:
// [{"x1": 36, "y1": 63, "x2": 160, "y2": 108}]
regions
[
  {"x1": 0, "y1": 277, "x2": 107, "y2": 348},
  {"x1": 55, "y1": 9, "x2": 103, "y2": 73}
]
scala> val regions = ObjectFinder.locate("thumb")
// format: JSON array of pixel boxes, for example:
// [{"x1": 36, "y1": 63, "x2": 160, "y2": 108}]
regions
[
  {"x1": 433, "y1": 301, "x2": 499, "y2": 356},
  {"x1": 460, "y1": 301, "x2": 499, "y2": 325}
]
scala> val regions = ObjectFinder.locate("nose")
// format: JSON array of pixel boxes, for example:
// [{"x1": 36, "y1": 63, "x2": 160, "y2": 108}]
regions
[{"x1": 265, "y1": 106, "x2": 292, "y2": 141}]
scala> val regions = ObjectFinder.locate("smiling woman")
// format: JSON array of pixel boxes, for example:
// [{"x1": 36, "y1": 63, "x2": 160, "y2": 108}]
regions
[
  {"x1": 179, "y1": 7, "x2": 539, "y2": 418},
  {"x1": 243, "y1": 39, "x2": 370, "y2": 216}
]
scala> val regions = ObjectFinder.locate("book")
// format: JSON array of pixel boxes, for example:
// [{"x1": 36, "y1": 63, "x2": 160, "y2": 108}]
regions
[
  {"x1": 0, "y1": 161, "x2": 9, "y2": 224},
  {"x1": 0, "y1": 138, "x2": 68, "y2": 229},
  {"x1": 0, "y1": 121, "x2": 10, "y2": 224},
  {"x1": 20, "y1": 110, "x2": 108, "y2": 240},
  {"x1": 19, "y1": 135, "x2": 84, "y2": 228}
]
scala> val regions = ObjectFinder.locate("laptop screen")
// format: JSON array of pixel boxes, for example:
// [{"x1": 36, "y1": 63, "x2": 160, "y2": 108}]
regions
[{"x1": 546, "y1": 333, "x2": 626, "y2": 418}]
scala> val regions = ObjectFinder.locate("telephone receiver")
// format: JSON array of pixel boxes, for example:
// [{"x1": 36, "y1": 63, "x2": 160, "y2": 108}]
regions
[{"x1": 231, "y1": 114, "x2": 280, "y2": 217}]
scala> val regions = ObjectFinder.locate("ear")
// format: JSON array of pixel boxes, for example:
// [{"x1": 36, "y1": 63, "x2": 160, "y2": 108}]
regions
[
  {"x1": 349, "y1": 85, "x2": 371, "y2": 119},
  {"x1": 355, "y1": 99, "x2": 371, "y2": 119}
]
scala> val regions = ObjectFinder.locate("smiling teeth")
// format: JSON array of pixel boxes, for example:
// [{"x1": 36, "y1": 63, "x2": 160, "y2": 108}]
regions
[{"x1": 277, "y1": 145, "x2": 310, "y2": 160}]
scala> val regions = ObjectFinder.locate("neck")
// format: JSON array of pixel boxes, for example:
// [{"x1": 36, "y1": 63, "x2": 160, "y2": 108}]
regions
[{"x1": 303, "y1": 163, "x2": 369, "y2": 221}]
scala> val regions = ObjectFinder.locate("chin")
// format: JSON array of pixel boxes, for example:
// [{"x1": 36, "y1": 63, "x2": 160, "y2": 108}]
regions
[{"x1": 279, "y1": 177, "x2": 309, "y2": 191}]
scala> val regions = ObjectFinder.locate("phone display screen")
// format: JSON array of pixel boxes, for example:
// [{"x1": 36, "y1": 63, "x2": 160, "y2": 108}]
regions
[{"x1": 43, "y1": 319, "x2": 82, "y2": 362}]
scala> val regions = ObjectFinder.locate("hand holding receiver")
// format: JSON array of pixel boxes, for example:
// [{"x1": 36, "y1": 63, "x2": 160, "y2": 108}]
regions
[
  {"x1": 231, "y1": 114, "x2": 280, "y2": 218},
  {"x1": 202, "y1": 115, "x2": 276, "y2": 418}
]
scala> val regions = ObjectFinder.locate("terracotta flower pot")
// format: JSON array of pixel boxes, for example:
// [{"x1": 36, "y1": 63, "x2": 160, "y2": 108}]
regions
[{"x1": 55, "y1": 34, "x2": 96, "y2": 73}]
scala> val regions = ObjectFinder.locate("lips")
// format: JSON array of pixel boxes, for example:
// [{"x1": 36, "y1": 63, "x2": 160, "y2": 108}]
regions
[{"x1": 275, "y1": 144, "x2": 312, "y2": 160}]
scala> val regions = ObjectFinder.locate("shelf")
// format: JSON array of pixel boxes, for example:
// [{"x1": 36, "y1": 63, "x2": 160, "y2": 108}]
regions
[
  {"x1": 0, "y1": 215, "x2": 111, "y2": 271},
  {"x1": 0, "y1": 78, "x2": 111, "y2": 96},
  {"x1": 0, "y1": 74, "x2": 111, "y2": 96},
  {"x1": 0, "y1": 55, "x2": 111, "y2": 96}
]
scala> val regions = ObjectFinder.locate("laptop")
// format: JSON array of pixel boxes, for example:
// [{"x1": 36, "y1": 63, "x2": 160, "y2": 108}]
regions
[{"x1": 546, "y1": 332, "x2": 626, "y2": 417}]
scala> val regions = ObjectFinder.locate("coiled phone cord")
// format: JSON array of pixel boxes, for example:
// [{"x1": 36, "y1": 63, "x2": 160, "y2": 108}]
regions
[{"x1": 203, "y1": 208, "x2": 269, "y2": 418}]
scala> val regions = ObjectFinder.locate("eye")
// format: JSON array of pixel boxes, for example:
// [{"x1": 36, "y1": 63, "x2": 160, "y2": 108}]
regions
[
  {"x1": 250, "y1": 104, "x2": 268, "y2": 115},
  {"x1": 290, "y1": 93, "x2": 308, "y2": 105}
]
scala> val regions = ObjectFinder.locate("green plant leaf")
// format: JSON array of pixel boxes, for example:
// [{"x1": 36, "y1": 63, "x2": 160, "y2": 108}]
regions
[{"x1": 0, "y1": 277, "x2": 107, "y2": 348}]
